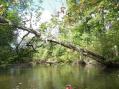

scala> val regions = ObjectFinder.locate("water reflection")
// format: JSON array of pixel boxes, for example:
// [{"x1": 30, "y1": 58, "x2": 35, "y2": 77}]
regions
[{"x1": 0, "y1": 65, "x2": 119, "y2": 89}]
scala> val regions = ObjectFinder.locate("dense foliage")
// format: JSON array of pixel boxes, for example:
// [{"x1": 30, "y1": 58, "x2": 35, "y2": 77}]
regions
[
  {"x1": 0, "y1": 0, "x2": 32, "y2": 65},
  {"x1": 0, "y1": 0, "x2": 119, "y2": 65},
  {"x1": 65, "y1": 0, "x2": 119, "y2": 62}
]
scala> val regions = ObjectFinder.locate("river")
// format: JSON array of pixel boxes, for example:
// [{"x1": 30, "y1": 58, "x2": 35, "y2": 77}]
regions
[{"x1": 0, "y1": 64, "x2": 119, "y2": 89}]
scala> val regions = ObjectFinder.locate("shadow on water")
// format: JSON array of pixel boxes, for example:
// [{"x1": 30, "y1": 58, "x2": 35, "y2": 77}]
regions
[{"x1": 0, "y1": 64, "x2": 119, "y2": 89}]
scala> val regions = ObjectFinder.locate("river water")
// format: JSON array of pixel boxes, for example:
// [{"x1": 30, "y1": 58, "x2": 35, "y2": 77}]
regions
[{"x1": 0, "y1": 64, "x2": 119, "y2": 89}]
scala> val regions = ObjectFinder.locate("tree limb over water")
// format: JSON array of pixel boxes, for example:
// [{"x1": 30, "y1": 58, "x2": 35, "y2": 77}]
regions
[{"x1": 0, "y1": 16, "x2": 107, "y2": 64}]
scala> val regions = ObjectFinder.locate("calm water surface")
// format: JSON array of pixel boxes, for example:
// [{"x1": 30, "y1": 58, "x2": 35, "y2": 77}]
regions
[{"x1": 0, "y1": 64, "x2": 119, "y2": 89}]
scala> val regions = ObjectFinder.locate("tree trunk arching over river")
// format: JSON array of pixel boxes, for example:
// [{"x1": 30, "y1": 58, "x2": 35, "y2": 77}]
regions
[{"x1": 0, "y1": 16, "x2": 119, "y2": 67}]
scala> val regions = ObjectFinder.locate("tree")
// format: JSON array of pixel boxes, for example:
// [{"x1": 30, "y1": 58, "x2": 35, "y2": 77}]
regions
[
  {"x1": 0, "y1": 0, "x2": 34, "y2": 64},
  {"x1": 0, "y1": 0, "x2": 119, "y2": 67},
  {"x1": 65, "y1": 0, "x2": 119, "y2": 66}
]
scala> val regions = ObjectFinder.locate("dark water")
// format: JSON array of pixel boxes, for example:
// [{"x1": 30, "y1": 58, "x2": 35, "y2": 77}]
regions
[{"x1": 0, "y1": 64, "x2": 119, "y2": 89}]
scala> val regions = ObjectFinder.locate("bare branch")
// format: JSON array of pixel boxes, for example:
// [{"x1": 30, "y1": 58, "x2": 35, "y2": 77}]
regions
[
  {"x1": 26, "y1": 37, "x2": 37, "y2": 51},
  {"x1": 16, "y1": 32, "x2": 30, "y2": 54}
]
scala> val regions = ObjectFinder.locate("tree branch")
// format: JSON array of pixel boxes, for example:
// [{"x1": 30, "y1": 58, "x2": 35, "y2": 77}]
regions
[
  {"x1": 26, "y1": 37, "x2": 37, "y2": 51},
  {"x1": 16, "y1": 32, "x2": 30, "y2": 53},
  {"x1": 16, "y1": 26, "x2": 41, "y2": 37}
]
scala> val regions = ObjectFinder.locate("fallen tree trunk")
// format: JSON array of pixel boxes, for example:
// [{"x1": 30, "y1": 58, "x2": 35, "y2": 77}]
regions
[
  {"x1": 48, "y1": 39, "x2": 106, "y2": 64},
  {"x1": 0, "y1": 16, "x2": 106, "y2": 64}
]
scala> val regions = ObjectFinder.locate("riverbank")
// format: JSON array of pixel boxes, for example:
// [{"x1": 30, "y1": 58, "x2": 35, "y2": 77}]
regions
[{"x1": 0, "y1": 59, "x2": 102, "y2": 69}]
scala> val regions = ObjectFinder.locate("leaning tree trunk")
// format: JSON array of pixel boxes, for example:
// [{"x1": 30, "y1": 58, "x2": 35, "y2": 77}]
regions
[
  {"x1": 0, "y1": 16, "x2": 108, "y2": 65},
  {"x1": 48, "y1": 40, "x2": 106, "y2": 64}
]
